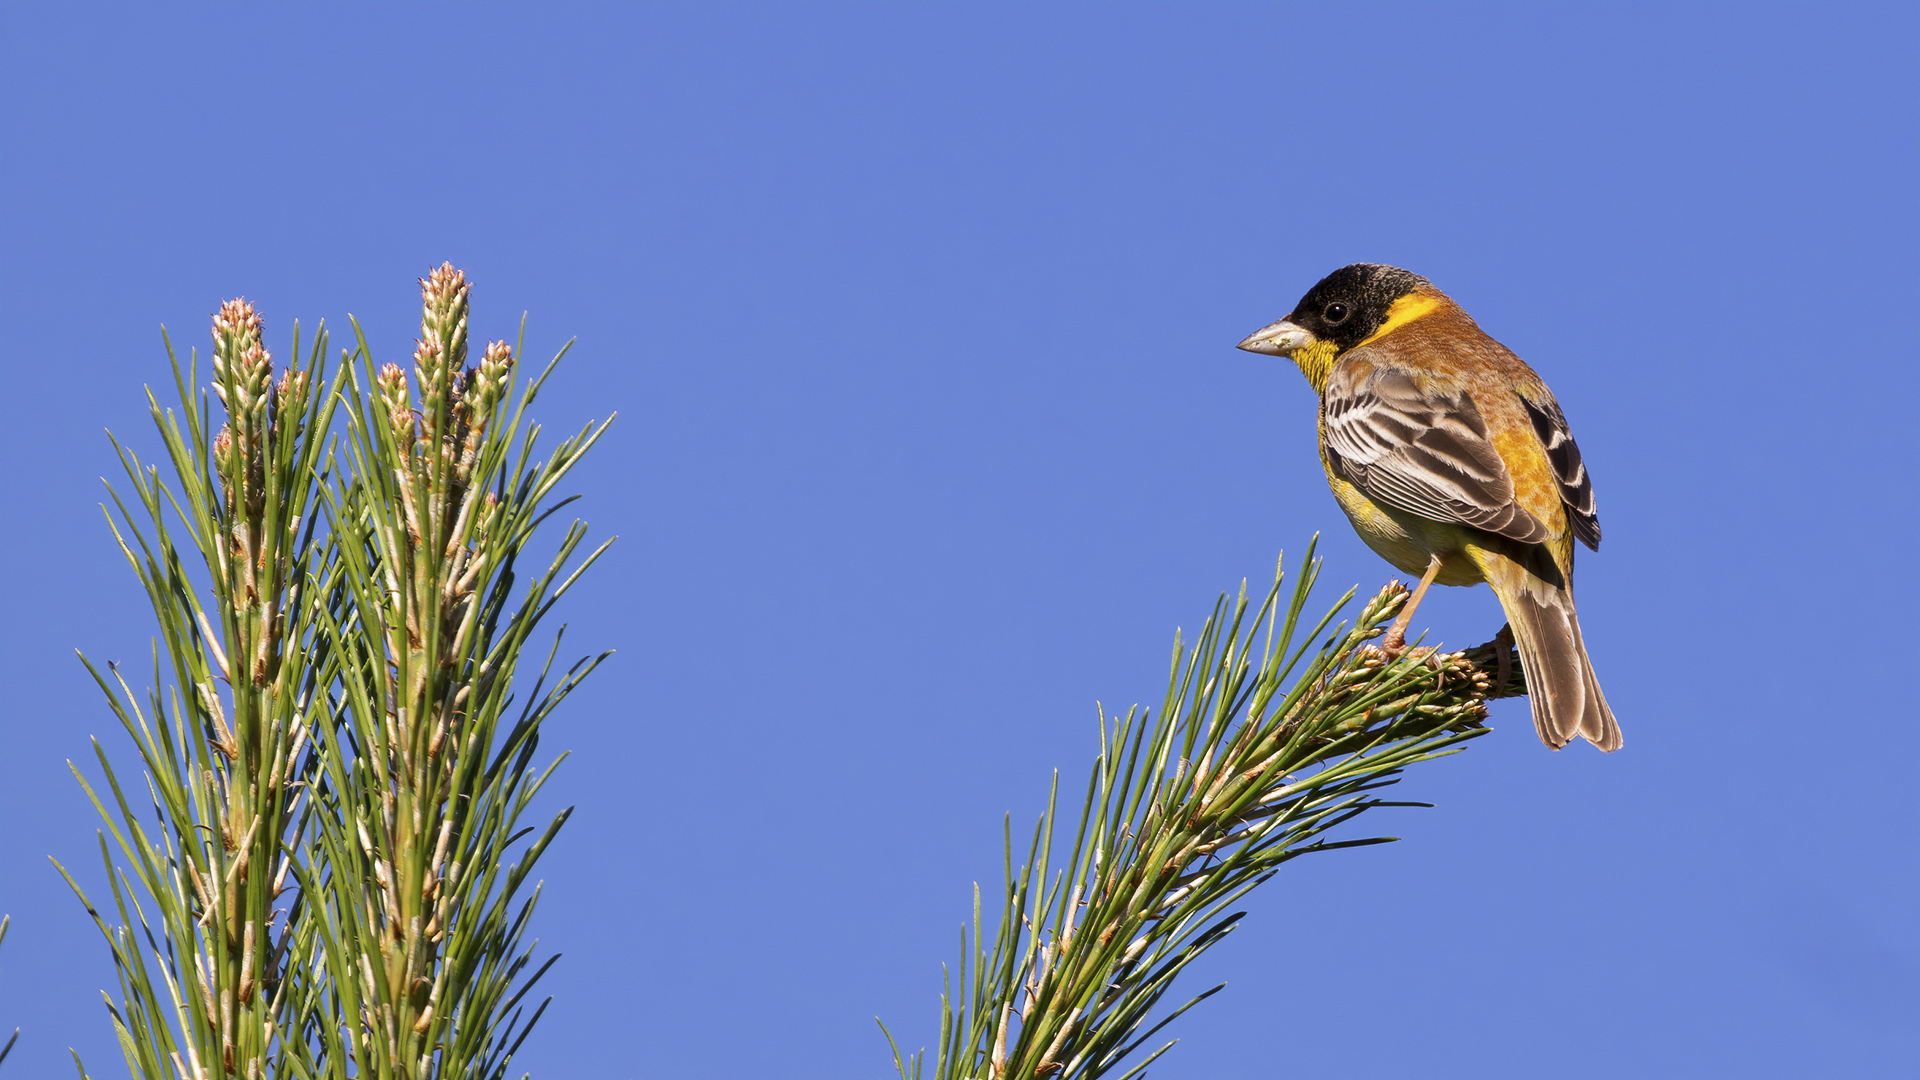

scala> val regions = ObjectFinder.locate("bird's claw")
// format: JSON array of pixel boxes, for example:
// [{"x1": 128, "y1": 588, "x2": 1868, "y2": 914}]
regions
[
  {"x1": 1362, "y1": 641, "x2": 1442, "y2": 668},
  {"x1": 1492, "y1": 622, "x2": 1516, "y2": 694}
]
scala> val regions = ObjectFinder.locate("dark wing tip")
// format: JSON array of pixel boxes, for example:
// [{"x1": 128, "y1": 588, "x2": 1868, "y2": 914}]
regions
[{"x1": 1572, "y1": 513, "x2": 1602, "y2": 552}]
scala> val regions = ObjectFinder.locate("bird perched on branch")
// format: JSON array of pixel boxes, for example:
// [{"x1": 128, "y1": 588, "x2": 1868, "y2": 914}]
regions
[{"x1": 1237, "y1": 264, "x2": 1619, "y2": 752}]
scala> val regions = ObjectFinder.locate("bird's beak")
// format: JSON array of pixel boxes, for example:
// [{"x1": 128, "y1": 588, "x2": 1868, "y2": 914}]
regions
[{"x1": 1236, "y1": 319, "x2": 1314, "y2": 357}]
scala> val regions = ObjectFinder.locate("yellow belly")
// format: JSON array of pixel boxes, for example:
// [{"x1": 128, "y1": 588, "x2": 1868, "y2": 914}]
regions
[{"x1": 1327, "y1": 473, "x2": 1487, "y2": 587}]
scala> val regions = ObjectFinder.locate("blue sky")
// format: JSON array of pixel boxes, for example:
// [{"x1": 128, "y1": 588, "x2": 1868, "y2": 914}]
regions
[{"x1": 1, "y1": 3, "x2": 1915, "y2": 1078}]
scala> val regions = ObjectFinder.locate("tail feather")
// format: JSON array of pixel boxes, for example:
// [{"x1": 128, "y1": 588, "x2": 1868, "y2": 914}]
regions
[{"x1": 1472, "y1": 547, "x2": 1621, "y2": 752}]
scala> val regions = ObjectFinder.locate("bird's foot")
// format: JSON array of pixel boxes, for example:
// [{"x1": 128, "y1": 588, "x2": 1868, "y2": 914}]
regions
[
  {"x1": 1492, "y1": 623, "x2": 1515, "y2": 692},
  {"x1": 1363, "y1": 641, "x2": 1443, "y2": 668},
  {"x1": 1458, "y1": 624, "x2": 1524, "y2": 698}
]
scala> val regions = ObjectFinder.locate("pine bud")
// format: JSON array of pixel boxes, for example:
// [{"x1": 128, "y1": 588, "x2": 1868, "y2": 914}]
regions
[
  {"x1": 474, "y1": 340, "x2": 514, "y2": 412},
  {"x1": 210, "y1": 299, "x2": 269, "y2": 409},
  {"x1": 212, "y1": 425, "x2": 235, "y2": 476},
  {"x1": 379, "y1": 363, "x2": 415, "y2": 447},
  {"x1": 275, "y1": 368, "x2": 308, "y2": 412},
  {"x1": 414, "y1": 264, "x2": 470, "y2": 427}
]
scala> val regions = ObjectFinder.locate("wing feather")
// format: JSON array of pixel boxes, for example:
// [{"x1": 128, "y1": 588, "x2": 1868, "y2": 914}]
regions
[
  {"x1": 1520, "y1": 394, "x2": 1602, "y2": 550},
  {"x1": 1324, "y1": 363, "x2": 1551, "y2": 544}
]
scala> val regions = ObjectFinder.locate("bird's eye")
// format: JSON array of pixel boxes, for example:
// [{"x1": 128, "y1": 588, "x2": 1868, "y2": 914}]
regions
[{"x1": 1323, "y1": 302, "x2": 1349, "y2": 325}]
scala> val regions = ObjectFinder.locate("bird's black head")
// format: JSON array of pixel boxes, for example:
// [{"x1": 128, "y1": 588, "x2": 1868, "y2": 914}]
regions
[{"x1": 1286, "y1": 264, "x2": 1432, "y2": 350}]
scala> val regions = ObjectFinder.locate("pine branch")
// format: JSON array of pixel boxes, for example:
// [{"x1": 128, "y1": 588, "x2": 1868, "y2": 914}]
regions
[
  {"x1": 1457, "y1": 632, "x2": 1526, "y2": 699},
  {"x1": 301, "y1": 265, "x2": 611, "y2": 1080},
  {"x1": 67, "y1": 268, "x2": 609, "y2": 1079},
  {"x1": 884, "y1": 541, "x2": 1499, "y2": 1080},
  {"x1": 63, "y1": 305, "x2": 341, "y2": 1080}
]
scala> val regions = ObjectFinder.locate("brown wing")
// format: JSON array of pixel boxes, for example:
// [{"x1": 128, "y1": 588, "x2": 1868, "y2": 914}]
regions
[
  {"x1": 1323, "y1": 360, "x2": 1551, "y2": 545},
  {"x1": 1519, "y1": 393, "x2": 1601, "y2": 551}
]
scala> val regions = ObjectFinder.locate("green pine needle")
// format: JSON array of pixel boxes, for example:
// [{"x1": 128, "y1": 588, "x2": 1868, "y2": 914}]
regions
[{"x1": 885, "y1": 541, "x2": 1495, "y2": 1080}]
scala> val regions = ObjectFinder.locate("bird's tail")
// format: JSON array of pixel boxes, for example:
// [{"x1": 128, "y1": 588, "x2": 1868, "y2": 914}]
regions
[{"x1": 1468, "y1": 545, "x2": 1621, "y2": 752}]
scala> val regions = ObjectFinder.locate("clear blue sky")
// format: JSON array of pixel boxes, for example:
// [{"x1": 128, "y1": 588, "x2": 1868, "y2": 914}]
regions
[{"x1": 2, "y1": 4, "x2": 1915, "y2": 1078}]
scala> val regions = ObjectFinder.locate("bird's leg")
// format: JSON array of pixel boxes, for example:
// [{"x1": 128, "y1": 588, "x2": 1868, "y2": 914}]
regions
[
  {"x1": 1382, "y1": 554, "x2": 1445, "y2": 653},
  {"x1": 1492, "y1": 621, "x2": 1515, "y2": 695}
]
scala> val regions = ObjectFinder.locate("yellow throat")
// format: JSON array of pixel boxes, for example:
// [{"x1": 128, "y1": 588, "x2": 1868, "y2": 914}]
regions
[{"x1": 1294, "y1": 292, "x2": 1445, "y2": 393}]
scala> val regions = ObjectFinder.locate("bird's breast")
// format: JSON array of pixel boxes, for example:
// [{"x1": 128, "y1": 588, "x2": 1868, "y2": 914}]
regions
[{"x1": 1319, "y1": 454, "x2": 1487, "y2": 587}]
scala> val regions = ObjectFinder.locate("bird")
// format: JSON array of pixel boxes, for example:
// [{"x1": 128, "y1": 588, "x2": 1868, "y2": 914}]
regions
[{"x1": 1236, "y1": 264, "x2": 1620, "y2": 752}]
